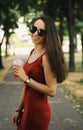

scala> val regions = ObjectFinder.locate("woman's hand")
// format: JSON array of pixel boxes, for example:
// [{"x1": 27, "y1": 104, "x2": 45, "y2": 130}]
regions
[
  {"x1": 13, "y1": 65, "x2": 28, "y2": 81},
  {"x1": 12, "y1": 111, "x2": 22, "y2": 126}
]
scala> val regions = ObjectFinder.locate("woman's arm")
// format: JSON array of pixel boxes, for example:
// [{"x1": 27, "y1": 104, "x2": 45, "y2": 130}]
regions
[
  {"x1": 29, "y1": 55, "x2": 57, "y2": 97},
  {"x1": 12, "y1": 88, "x2": 24, "y2": 126}
]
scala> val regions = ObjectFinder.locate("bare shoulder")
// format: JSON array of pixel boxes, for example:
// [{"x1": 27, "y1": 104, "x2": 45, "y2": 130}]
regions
[
  {"x1": 42, "y1": 54, "x2": 57, "y2": 81},
  {"x1": 42, "y1": 54, "x2": 49, "y2": 65},
  {"x1": 42, "y1": 54, "x2": 52, "y2": 72},
  {"x1": 42, "y1": 54, "x2": 48, "y2": 62}
]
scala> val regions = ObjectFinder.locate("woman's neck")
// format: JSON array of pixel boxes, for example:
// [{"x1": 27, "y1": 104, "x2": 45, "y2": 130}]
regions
[{"x1": 34, "y1": 45, "x2": 45, "y2": 53}]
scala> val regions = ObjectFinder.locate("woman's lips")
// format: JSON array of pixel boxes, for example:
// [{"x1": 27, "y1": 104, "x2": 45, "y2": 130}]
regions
[{"x1": 32, "y1": 36, "x2": 39, "y2": 41}]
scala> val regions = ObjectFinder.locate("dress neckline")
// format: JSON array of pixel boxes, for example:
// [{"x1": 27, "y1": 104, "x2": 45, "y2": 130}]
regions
[{"x1": 27, "y1": 52, "x2": 46, "y2": 64}]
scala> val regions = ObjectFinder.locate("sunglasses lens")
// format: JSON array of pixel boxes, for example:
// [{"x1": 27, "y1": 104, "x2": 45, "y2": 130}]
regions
[
  {"x1": 29, "y1": 26, "x2": 37, "y2": 33},
  {"x1": 38, "y1": 29, "x2": 46, "y2": 36}
]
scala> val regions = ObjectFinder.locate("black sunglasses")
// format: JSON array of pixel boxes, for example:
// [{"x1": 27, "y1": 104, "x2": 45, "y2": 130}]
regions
[{"x1": 29, "y1": 25, "x2": 46, "y2": 37}]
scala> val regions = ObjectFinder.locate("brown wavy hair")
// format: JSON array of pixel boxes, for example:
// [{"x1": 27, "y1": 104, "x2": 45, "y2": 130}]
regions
[{"x1": 32, "y1": 15, "x2": 68, "y2": 83}]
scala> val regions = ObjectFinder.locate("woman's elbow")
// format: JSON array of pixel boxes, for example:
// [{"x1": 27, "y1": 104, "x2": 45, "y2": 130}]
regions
[
  {"x1": 50, "y1": 91, "x2": 56, "y2": 97},
  {"x1": 48, "y1": 88, "x2": 56, "y2": 97}
]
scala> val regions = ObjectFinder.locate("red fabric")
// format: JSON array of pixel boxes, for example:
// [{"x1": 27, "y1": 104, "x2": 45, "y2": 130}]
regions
[{"x1": 17, "y1": 51, "x2": 50, "y2": 130}]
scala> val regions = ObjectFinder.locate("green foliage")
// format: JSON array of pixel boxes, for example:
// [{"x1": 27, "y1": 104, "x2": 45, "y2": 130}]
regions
[
  {"x1": 0, "y1": 0, "x2": 20, "y2": 33},
  {"x1": 75, "y1": 19, "x2": 83, "y2": 34}
]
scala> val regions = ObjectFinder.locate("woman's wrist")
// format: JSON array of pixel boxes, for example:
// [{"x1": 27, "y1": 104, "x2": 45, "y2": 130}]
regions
[{"x1": 24, "y1": 76, "x2": 30, "y2": 84}]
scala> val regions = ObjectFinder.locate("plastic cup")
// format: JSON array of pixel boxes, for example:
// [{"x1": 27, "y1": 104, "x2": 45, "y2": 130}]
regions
[{"x1": 13, "y1": 58, "x2": 24, "y2": 78}]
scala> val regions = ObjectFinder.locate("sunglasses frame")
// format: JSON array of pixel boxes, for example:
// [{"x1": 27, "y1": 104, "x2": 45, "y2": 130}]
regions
[{"x1": 29, "y1": 25, "x2": 46, "y2": 37}]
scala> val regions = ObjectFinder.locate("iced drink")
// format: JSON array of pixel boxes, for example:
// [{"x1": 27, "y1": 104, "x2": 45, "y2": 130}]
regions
[{"x1": 13, "y1": 58, "x2": 24, "y2": 78}]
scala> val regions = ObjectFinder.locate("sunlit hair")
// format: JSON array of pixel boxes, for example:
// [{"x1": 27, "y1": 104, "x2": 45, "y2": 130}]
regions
[{"x1": 32, "y1": 15, "x2": 68, "y2": 83}]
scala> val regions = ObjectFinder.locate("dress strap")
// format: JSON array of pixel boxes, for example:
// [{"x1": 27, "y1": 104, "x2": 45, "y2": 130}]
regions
[
  {"x1": 30, "y1": 49, "x2": 34, "y2": 56},
  {"x1": 38, "y1": 52, "x2": 46, "y2": 63},
  {"x1": 27, "y1": 49, "x2": 34, "y2": 61}
]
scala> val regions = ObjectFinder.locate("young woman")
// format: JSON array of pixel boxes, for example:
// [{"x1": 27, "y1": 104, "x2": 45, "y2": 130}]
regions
[{"x1": 12, "y1": 15, "x2": 68, "y2": 130}]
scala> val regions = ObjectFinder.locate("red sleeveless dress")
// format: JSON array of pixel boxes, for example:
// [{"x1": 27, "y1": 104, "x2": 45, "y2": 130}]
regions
[{"x1": 17, "y1": 50, "x2": 50, "y2": 130}]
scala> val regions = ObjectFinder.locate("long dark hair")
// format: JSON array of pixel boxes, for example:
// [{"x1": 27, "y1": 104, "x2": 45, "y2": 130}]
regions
[{"x1": 32, "y1": 15, "x2": 68, "y2": 83}]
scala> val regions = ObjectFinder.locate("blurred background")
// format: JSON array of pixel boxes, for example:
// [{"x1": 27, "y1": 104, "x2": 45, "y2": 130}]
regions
[{"x1": 0, "y1": 0, "x2": 83, "y2": 117}]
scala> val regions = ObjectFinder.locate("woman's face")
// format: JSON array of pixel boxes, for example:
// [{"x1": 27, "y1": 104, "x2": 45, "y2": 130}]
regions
[{"x1": 31, "y1": 19, "x2": 46, "y2": 45}]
